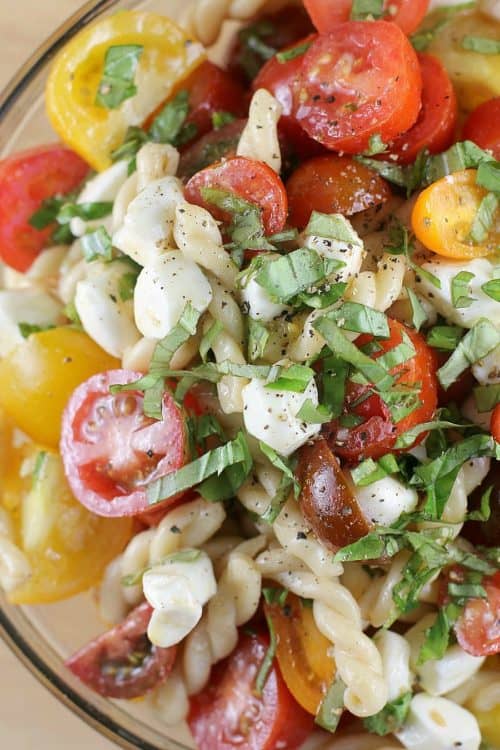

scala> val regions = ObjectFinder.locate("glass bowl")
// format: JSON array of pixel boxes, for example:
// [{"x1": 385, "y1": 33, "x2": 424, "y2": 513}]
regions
[{"x1": 0, "y1": 2, "x2": 204, "y2": 747}]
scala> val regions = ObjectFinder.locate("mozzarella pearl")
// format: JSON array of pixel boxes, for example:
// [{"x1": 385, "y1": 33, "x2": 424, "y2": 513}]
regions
[{"x1": 351, "y1": 475, "x2": 419, "y2": 527}]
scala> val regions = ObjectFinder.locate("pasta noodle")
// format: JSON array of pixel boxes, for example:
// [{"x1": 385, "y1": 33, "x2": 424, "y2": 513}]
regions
[{"x1": 237, "y1": 89, "x2": 282, "y2": 173}]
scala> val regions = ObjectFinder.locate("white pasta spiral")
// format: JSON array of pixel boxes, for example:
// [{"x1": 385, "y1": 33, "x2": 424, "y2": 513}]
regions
[
  {"x1": 136, "y1": 143, "x2": 180, "y2": 192},
  {"x1": 179, "y1": 0, "x2": 278, "y2": 46},
  {"x1": 237, "y1": 89, "x2": 282, "y2": 173},
  {"x1": 202, "y1": 313, "x2": 248, "y2": 415}
]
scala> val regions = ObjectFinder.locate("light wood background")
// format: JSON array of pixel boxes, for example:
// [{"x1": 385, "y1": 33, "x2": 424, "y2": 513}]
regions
[{"x1": 0, "y1": 6, "x2": 115, "y2": 748}]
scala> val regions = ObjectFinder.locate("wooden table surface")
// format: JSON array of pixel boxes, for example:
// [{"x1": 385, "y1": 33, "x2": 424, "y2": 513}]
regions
[{"x1": 0, "y1": 7, "x2": 115, "y2": 748}]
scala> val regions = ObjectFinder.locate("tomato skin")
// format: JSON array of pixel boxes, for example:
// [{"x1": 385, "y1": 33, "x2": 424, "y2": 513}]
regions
[
  {"x1": 303, "y1": 0, "x2": 429, "y2": 35},
  {"x1": 188, "y1": 631, "x2": 314, "y2": 750},
  {"x1": 0, "y1": 145, "x2": 88, "y2": 272},
  {"x1": 184, "y1": 156, "x2": 288, "y2": 235},
  {"x1": 298, "y1": 438, "x2": 371, "y2": 549},
  {"x1": 491, "y1": 405, "x2": 500, "y2": 444},
  {"x1": 0, "y1": 328, "x2": 118, "y2": 449},
  {"x1": 178, "y1": 119, "x2": 246, "y2": 180},
  {"x1": 66, "y1": 602, "x2": 176, "y2": 698},
  {"x1": 380, "y1": 53, "x2": 457, "y2": 165},
  {"x1": 286, "y1": 154, "x2": 391, "y2": 228},
  {"x1": 293, "y1": 22, "x2": 422, "y2": 154},
  {"x1": 455, "y1": 571, "x2": 500, "y2": 657},
  {"x1": 463, "y1": 97, "x2": 500, "y2": 160},
  {"x1": 144, "y1": 61, "x2": 246, "y2": 146},
  {"x1": 60, "y1": 370, "x2": 187, "y2": 518}
]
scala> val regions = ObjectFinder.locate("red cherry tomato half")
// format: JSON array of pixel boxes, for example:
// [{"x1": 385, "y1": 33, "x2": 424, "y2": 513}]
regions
[
  {"x1": 144, "y1": 61, "x2": 246, "y2": 147},
  {"x1": 0, "y1": 144, "x2": 88, "y2": 272},
  {"x1": 292, "y1": 22, "x2": 422, "y2": 154},
  {"x1": 455, "y1": 571, "x2": 500, "y2": 657},
  {"x1": 380, "y1": 53, "x2": 457, "y2": 165},
  {"x1": 303, "y1": 0, "x2": 429, "y2": 35},
  {"x1": 184, "y1": 156, "x2": 288, "y2": 235},
  {"x1": 178, "y1": 119, "x2": 247, "y2": 180},
  {"x1": 462, "y1": 97, "x2": 500, "y2": 160},
  {"x1": 66, "y1": 602, "x2": 176, "y2": 698},
  {"x1": 491, "y1": 404, "x2": 500, "y2": 444},
  {"x1": 60, "y1": 370, "x2": 187, "y2": 517},
  {"x1": 286, "y1": 154, "x2": 391, "y2": 228},
  {"x1": 188, "y1": 631, "x2": 314, "y2": 750},
  {"x1": 324, "y1": 319, "x2": 438, "y2": 462}
]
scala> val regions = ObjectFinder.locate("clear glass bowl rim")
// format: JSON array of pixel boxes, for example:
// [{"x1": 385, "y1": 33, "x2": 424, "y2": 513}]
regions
[{"x1": 0, "y1": 2, "x2": 187, "y2": 748}]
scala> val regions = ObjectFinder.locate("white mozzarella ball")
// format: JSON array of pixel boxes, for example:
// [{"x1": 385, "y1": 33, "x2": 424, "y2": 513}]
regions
[
  {"x1": 75, "y1": 260, "x2": 140, "y2": 358},
  {"x1": 70, "y1": 161, "x2": 129, "y2": 238},
  {"x1": 472, "y1": 342, "x2": 500, "y2": 385},
  {"x1": 112, "y1": 176, "x2": 184, "y2": 266},
  {"x1": 241, "y1": 256, "x2": 290, "y2": 322},
  {"x1": 0, "y1": 289, "x2": 62, "y2": 357},
  {"x1": 374, "y1": 630, "x2": 414, "y2": 702},
  {"x1": 417, "y1": 644, "x2": 485, "y2": 696},
  {"x1": 242, "y1": 372, "x2": 321, "y2": 456},
  {"x1": 133, "y1": 251, "x2": 212, "y2": 339},
  {"x1": 396, "y1": 694, "x2": 481, "y2": 750},
  {"x1": 350, "y1": 475, "x2": 419, "y2": 527},
  {"x1": 416, "y1": 257, "x2": 500, "y2": 329},
  {"x1": 143, "y1": 550, "x2": 216, "y2": 648},
  {"x1": 304, "y1": 216, "x2": 365, "y2": 283}
]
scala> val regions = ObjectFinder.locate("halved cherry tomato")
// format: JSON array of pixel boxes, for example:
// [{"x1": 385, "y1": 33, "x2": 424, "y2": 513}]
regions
[
  {"x1": 455, "y1": 571, "x2": 500, "y2": 657},
  {"x1": 297, "y1": 439, "x2": 371, "y2": 549},
  {"x1": 303, "y1": 0, "x2": 429, "y2": 35},
  {"x1": 188, "y1": 631, "x2": 314, "y2": 750},
  {"x1": 2, "y1": 440, "x2": 132, "y2": 605},
  {"x1": 380, "y1": 53, "x2": 457, "y2": 165},
  {"x1": 184, "y1": 156, "x2": 288, "y2": 235},
  {"x1": 264, "y1": 592, "x2": 335, "y2": 716},
  {"x1": 228, "y1": 6, "x2": 315, "y2": 84},
  {"x1": 491, "y1": 404, "x2": 500, "y2": 444},
  {"x1": 60, "y1": 369, "x2": 186, "y2": 518},
  {"x1": 412, "y1": 169, "x2": 500, "y2": 259},
  {"x1": 144, "y1": 61, "x2": 246, "y2": 147},
  {"x1": 292, "y1": 22, "x2": 422, "y2": 154},
  {"x1": 66, "y1": 602, "x2": 176, "y2": 698},
  {"x1": 0, "y1": 145, "x2": 88, "y2": 272},
  {"x1": 324, "y1": 319, "x2": 438, "y2": 462},
  {"x1": 178, "y1": 119, "x2": 247, "y2": 180},
  {"x1": 46, "y1": 12, "x2": 205, "y2": 171},
  {"x1": 0, "y1": 328, "x2": 118, "y2": 448},
  {"x1": 286, "y1": 155, "x2": 391, "y2": 228},
  {"x1": 463, "y1": 97, "x2": 500, "y2": 160}
]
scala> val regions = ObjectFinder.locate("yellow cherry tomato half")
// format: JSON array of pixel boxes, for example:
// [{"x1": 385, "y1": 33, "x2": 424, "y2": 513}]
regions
[
  {"x1": 2, "y1": 444, "x2": 132, "y2": 605},
  {"x1": 46, "y1": 11, "x2": 205, "y2": 171},
  {"x1": 412, "y1": 169, "x2": 499, "y2": 259},
  {"x1": 0, "y1": 327, "x2": 118, "y2": 448},
  {"x1": 264, "y1": 593, "x2": 336, "y2": 715}
]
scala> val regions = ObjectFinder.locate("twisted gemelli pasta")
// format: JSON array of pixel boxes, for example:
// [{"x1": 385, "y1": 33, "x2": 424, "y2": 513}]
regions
[
  {"x1": 136, "y1": 143, "x2": 180, "y2": 192},
  {"x1": 202, "y1": 315, "x2": 249, "y2": 414},
  {"x1": 207, "y1": 275, "x2": 245, "y2": 348},
  {"x1": 237, "y1": 89, "x2": 282, "y2": 173}
]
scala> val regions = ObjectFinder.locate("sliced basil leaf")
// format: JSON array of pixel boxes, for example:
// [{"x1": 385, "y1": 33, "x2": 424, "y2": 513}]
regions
[
  {"x1": 29, "y1": 196, "x2": 67, "y2": 229},
  {"x1": 276, "y1": 40, "x2": 312, "y2": 63},
  {"x1": 315, "y1": 676, "x2": 346, "y2": 732},
  {"x1": 81, "y1": 226, "x2": 113, "y2": 262},
  {"x1": 118, "y1": 271, "x2": 139, "y2": 302},
  {"x1": 462, "y1": 35, "x2": 500, "y2": 54},
  {"x1": 111, "y1": 126, "x2": 149, "y2": 163},
  {"x1": 248, "y1": 318, "x2": 270, "y2": 361},
  {"x1": 376, "y1": 331, "x2": 415, "y2": 370},
  {"x1": 476, "y1": 160, "x2": 500, "y2": 193},
  {"x1": 149, "y1": 90, "x2": 195, "y2": 147},
  {"x1": 262, "y1": 586, "x2": 289, "y2": 606},
  {"x1": 56, "y1": 201, "x2": 113, "y2": 225},
  {"x1": 378, "y1": 386, "x2": 421, "y2": 424},
  {"x1": 451, "y1": 270, "x2": 476, "y2": 309},
  {"x1": 199, "y1": 320, "x2": 224, "y2": 363},
  {"x1": 18, "y1": 322, "x2": 55, "y2": 339},
  {"x1": 426, "y1": 325, "x2": 464, "y2": 351},
  {"x1": 437, "y1": 319, "x2": 500, "y2": 389},
  {"x1": 326, "y1": 302, "x2": 389, "y2": 338},
  {"x1": 394, "y1": 420, "x2": 465, "y2": 450},
  {"x1": 334, "y1": 531, "x2": 404, "y2": 562},
  {"x1": 424, "y1": 141, "x2": 493, "y2": 185},
  {"x1": 147, "y1": 431, "x2": 252, "y2": 505},
  {"x1": 405, "y1": 288, "x2": 428, "y2": 332},
  {"x1": 469, "y1": 192, "x2": 498, "y2": 244},
  {"x1": 255, "y1": 609, "x2": 278, "y2": 694},
  {"x1": 259, "y1": 441, "x2": 298, "y2": 490},
  {"x1": 265, "y1": 363, "x2": 315, "y2": 393},
  {"x1": 474, "y1": 384, "x2": 500, "y2": 412},
  {"x1": 255, "y1": 247, "x2": 343, "y2": 303},
  {"x1": 466, "y1": 485, "x2": 493, "y2": 522},
  {"x1": 201, "y1": 187, "x2": 274, "y2": 257},
  {"x1": 296, "y1": 399, "x2": 332, "y2": 424},
  {"x1": 418, "y1": 602, "x2": 463, "y2": 665},
  {"x1": 363, "y1": 692, "x2": 412, "y2": 736},
  {"x1": 304, "y1": 211, "x2": 360, "y2": 244},
  {"x1": 351, "y1": 454, "x2": 399, "y2": 487},
  {"x1": 321, "y1": 355, "x2": 349, "y2": 419},
  {"x1": 350, "y1": 0, "x2": 384, "y2": 20},
  {"x1": 95, "y1": 44, "x2": 143, "y2": 109},
  {"x1": 481, "y1": 278, "x2": 500, "y2": 302},
  {"x1": 364, "y1": 133, "x2": 387, "y2": 156},
  {"x1": 63, "y1": 300, "x2": 82, "y2": 327},
  {"x1": 298, "y1": 282, "x2": 347, "y2": 310},
  {"x1": 313, "y1": 317, "x2": 394, "y2": 391},
  {"x1": 211, "y1": 111, "x2": 236, "y2": 130}
]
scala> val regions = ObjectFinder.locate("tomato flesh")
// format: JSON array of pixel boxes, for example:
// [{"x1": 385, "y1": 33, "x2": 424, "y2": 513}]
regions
[
  {"x1": 60, "y1": 370, "x2": 186, "y2": 517},
  {"x1": 66, "y1": 602, "x2": 176, "y2": 698},
  {"x1": 292, "y1": 22, "x2": 422, "y2": 154},
  {"x1": 455, "y1": 572, "x2": 500, "y2": 657},
  {"x1": 491, "y1": 405, "x2": 500, "y2": 444},
  {"x1": 188, "y1": 631, "x2": 313, "y2": 750},
  {"x1": 184, "y1": 156, "x2": 288, "y2": 235},
  {"x1": 380, "y1": 53, "x2": 457, "y2": 165},
  {"x1": 463, "y1": 97, "x2": 500, "y2": 160},
  {"x1": 0, "y1": 145, "x2": 88, "y2": 272},
  {"x1": 286, "y1": 154, "x2": 391, "y2": 228},
  {"x1": 303, "y1": 0, "x2": 429, "y2": 35}
]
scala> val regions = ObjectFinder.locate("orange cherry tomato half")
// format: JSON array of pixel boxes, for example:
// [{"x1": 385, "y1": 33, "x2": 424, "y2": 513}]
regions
[
  {"x1": 0, "y1": 144, "x2": 88, "y2": 272},
  {"x1": 303, "y1": 0, "x2": 429, "y2": 35},
  {"x1": 491, "y1": 404, "x2": 500, "y2": 444},
  {"x1": 286, "y1": 154, "x2": 391, "y2": 228},
  {"x1": 463, "y1": 97, "x2": 500, "y2": 160},
  {"x1": 264, "y1": 593, "x2": 336, "y2": 715},
  {"x1": 381, "y1": 53, "x2": 457, "y2": 165},
  {"x1": 292, "y1": 22, "x2": 422, "y2": 154},
  {"x1": 184, "y1": 156, "x2": 288, "y2": 235},
  {"x1": 412, "y1": 169, "x2": 500, "y2": 259}
]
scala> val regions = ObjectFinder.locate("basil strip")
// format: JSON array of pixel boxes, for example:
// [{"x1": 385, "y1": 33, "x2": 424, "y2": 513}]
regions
[
  {"x1": 424, "y1": 140, "x2": 494, "y2": 185},
  {"x1": 481, "y1": 278, "x2": 500, "y2": 302},
  {"x1": 201, "y1": 187, "x2": 274, "y2": 257},
  {"x1": 255, "y1": 609, "x2": 278, "y2": 694},
  {"x1": 462, "y1": 36, "x2": 500, "y2": 54},
  {"x1": 474, "y1": 384, "x2": 500, "y2": 412},
  {"x1": 110, "y1": 126, "x2": 149, "y2": 164},
  {"x1": 56, "y1": 201, "x2": 113, "y2": 225},
  {"x1": 406, "y1": 288, "x2": 428, "y2": 331},
  {"x1": 296, "y1": 399, "x2": 332, "y2": 424},
  {"x1": 418, "y1": 603, "x2": 462, "y2": 665},
  {"x1": 146, "y1": 431, "x2": 252, "y2": 505},
  {"x1": 248, "y1": 318, "x2": 269, "y2": 361},
  {"x1": 313, "y1": 317, "x2": 394, "y2": 391},
  {"x1": 149, "y1": 90, "x2": 196, "y2": 147},
  {"x1": 394, "y1": 420, "x2": 466, "y2": 450},
  {"x1": 363, "y1": 692, "x2": 412, "y2": 736},
  {"x1": 95, "y1": 44, "x2": 143, "y2": 109},
  {"x1": 211, "y1": 111, "x2": 236, "y2": 130},
  {"x1": 304, "y1": 211, "x2": 361, "y2": 245},
  {"x1": 118, "y1": 271, "x2": 139, "y2": 302},
  {"x1": 469, "y1": 193, "x2": 499, "y2": 244},
  {"x1": 81, "y1": 226, "x2": 113, "y2": 262},
  {"x1": 265, "y1": 364, "x2": 315, "y2": 393},
  {"x1": 276, "y1": 40, "x2": 312, "y2": 63},
  {"x1": 376, "y1": 331, "x2": 415, "y2": 370},
  {"x1": 315, "y1": 676, "x2": 346, "y2": 732},
  {"x1": 350, "y1": 0, "x2": 384, "y2": 20},
  {"x1": 325, "y1": 302, "x2": 389, "y2": 338},
  {"x1": 451, "y1": 270, "x2": 476, "y2": 308},
  {"x1": 255, "y1": 247, "x2": 343, "y2": 303},
  {"x1": 437, "y1": 319, "x2": 500, "y2": 389},
  {"x1": 18, "y1": 322, "x2": 55, "y2": 338},
  {"x1": 426, "y1": 325, "x2": 464, "y2": 351},
  {"x1": 476, "y1": 160, "x2": 500, "y2": 193},
  {"x1": 321, "y1": 355, "x2": 349, "y2": 419},
  {"x1": 199, "y1": 320, "x2": 224, "y2": 362},
  {"x1": 351, "y1": 454, "x2": 399, "y2": 486}
]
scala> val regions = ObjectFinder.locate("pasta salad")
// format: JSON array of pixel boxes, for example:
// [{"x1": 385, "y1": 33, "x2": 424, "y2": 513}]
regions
[{"x1": 0, "y1": 0, "x2": 499, "y2": 748}]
